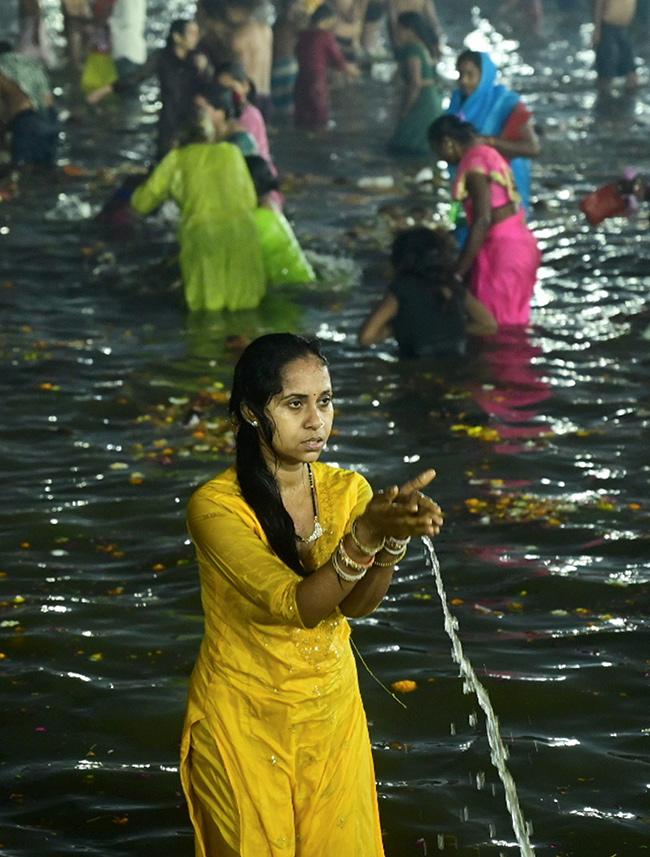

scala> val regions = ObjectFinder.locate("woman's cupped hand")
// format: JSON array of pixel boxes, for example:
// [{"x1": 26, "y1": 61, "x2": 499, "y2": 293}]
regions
[{"x1": 358, "y1": 469, "x2": 443, "y2": 543}]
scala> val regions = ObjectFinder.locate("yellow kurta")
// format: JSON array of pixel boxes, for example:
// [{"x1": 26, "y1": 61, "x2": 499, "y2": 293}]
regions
[
  {"x1": 131, "y1": 142, "x2": 266, "y2": 312},
  {"x1": 181, "y1": 463, "x2": 386, "y2": 857}
]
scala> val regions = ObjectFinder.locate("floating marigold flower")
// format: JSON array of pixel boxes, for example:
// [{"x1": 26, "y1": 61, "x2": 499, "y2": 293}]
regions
[{"x1": 391, "y1": 679, "x2": 418, "y2": 693}]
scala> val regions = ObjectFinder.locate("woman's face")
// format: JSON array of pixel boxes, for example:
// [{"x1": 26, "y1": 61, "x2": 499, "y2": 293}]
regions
[
  {"x1": 263, "y1": 356, "x2": 333, "y2": 469},
  {"x1": 457, "y1": 58, "x2": 481, "y2": 98},
  {"x1": 432, "y1": 135, "x2": 460, "y2": 165},
  {"x1": 176, "y1": 21, "x2": 200, "y2": 52}
]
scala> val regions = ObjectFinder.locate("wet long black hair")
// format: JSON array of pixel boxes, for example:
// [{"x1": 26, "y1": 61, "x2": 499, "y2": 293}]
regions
[
  {"x1": 428, "y1": 113, "x2": 477, "y2": 147},
  {"x1": 391, "y1": 226, "x2": 458, "y2": 294},
  {"x1": 229, "y1": 333, "x2": 328, "y2": 576}
]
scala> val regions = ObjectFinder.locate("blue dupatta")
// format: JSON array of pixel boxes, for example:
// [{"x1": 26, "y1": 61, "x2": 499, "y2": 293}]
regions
[{"x1": 447, "y1": 52, "x2": 531, "y2": 214}]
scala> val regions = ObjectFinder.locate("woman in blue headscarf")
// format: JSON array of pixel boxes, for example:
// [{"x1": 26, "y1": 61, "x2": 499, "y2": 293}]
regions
[{"x1": 447, "y1": 50, "x2": 540, "y2": 214}]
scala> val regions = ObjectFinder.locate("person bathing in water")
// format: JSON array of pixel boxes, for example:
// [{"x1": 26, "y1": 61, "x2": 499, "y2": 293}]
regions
[{"x1": 593, "y1": 0, "x2": 638, "y2": 89}]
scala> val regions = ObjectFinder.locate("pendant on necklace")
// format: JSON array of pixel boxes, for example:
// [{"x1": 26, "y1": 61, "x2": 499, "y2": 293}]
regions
[
  {"x1": 300, "y1": 518, "x2": 323, "y2": 545},
  {"x1": 297, "y1": 463, "x2": 322, "y2": 545}
]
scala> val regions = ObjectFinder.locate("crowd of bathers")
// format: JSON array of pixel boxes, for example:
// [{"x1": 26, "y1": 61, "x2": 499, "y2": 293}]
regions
[{"x1": 0, "y1": 0, "x2": 645, "y2": 355}]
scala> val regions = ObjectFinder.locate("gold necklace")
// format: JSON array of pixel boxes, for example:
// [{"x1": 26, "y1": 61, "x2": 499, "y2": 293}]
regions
[{"x1": 297, "y1": 463, "x2": 323, "y2": 545}]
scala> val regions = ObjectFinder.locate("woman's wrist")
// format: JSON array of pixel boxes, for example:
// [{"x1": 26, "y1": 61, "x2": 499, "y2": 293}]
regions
[
  {"x1": 374, "y1": 541, "x2": 409, "y2": 567},
  {"x1": 352, "y1": 516, "x2": 384, "y2": 554},
  {"x1": 351, "y1": 518, "x2": 385, "y2": 555}
]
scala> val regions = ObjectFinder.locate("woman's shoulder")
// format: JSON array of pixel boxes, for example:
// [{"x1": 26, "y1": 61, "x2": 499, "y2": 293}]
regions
[
  {"x1": 187, "y1": 466, "x2": 242, "y2": 516},
  {"x1": 461, "y1": 142, "x2": 508, "y2": 171},
  {"x1": 312, "y1": 461, "x2": 371, "y2": 502}
]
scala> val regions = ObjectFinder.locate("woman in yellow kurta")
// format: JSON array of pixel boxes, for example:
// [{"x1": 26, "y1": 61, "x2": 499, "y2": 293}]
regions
[
  {"x1": 181, "y1": 333, "x2": 443, "y2": 856},
  {"x1": 131, "y1": 86, "x2": 266, "y2": 313}
]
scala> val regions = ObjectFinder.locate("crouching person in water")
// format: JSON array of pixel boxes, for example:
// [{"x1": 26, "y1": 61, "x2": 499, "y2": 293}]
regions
[
  {"x1": 131, "y1": 83, "x2": 266, "y2": 312},
  {"x1": 358, "y1": 226, "x2": 497, "y2": 359},
  {"x1": 182, "y1": 332, "x2": 443, "y2": 856}
]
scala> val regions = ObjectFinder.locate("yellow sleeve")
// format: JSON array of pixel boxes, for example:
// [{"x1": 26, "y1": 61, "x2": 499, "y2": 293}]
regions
[
  {"x1": 345, "y1": 473, "x2": 373, "y2": 534},
  {"x1": 131, "y1": 149, "x2": 179, "y2": 215},
  {"x1": 187, "y1": 491, "x2": 306, "y2": 628}
]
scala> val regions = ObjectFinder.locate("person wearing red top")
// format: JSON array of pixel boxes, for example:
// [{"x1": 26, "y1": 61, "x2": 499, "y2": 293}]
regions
[{"x1": 294, "y1": 3, "x2": 359, "y2": 131}]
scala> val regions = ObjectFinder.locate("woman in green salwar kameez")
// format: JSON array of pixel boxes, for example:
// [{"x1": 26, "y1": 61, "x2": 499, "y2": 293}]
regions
[{"x1": 388, "y1": 12, "x2": 443, "y2": 156}]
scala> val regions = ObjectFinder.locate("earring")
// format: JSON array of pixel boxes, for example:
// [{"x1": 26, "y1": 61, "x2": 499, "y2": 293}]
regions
[{"x1": 249, "y1": 420, "x2": 258, "y2": 427}]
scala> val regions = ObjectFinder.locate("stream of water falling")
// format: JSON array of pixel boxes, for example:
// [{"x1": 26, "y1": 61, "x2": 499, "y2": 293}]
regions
[{"x1": 422, "y1": 537, "x2": 536, "y2": 857}]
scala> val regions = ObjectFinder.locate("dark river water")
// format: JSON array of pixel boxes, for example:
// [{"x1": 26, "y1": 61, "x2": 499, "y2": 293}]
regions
[{"x1": 1, "y1": 1, "x2": 649, "y2": 855}]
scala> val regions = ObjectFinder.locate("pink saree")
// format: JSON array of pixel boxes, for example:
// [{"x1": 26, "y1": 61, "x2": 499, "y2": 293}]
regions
[{"x1": 454, "y1": 144, "x2": 541, "y2": 326}]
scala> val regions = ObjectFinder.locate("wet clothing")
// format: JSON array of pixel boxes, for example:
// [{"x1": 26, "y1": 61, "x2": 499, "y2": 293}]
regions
[
  {"x1": 254, "y1": 206, "x2": 316, "y2": 285},
  {"x1": 294, "y1": 29, "x2": 348, "y2": 130},
  {"x1": 18, "y1": 10, "x2": 56, "y2": 69},
  {"x1": 109, "y1": 0, "x2": 146, "y2": 66},
  {"x1": 10, "y1": 105, "x2": 59, "y2": 167},
  {"x1": 0, "y1": 68, "x2": 58, "y2": 168},
  {"x1": 0, "y1": 51, "x2": 52, "y2": 111},
  {"x1": 448, "y1": 52, "x2": 534, "y2": 213},
  {"x1": 454, "y1": 144, "x2": 540, "y2": 326},
  {"x1": 0, "y1": 72, "x2": 32, "y2": 125},
  {"x1": 240, "y1": 103, "x2": 274, "y2": 167},
  {"x1": 239, "y1": 103, "x2": 283, "y2": 208},
  {"x1": 271, "y1": 57, "x2": 298, "y2": 112},
  {"x1": 131, "y1": 142, "x2": 266, "y2": 312},
  {"x1": 182, "y1": 463, "x2": 385, "y2": 857},
  {"x1": 388, "y1": 41, "x2": 443, "y2": 156},
  {"x1": 155, "y1": 48, "x2": 211, "y2": 160},
  {"x1": 595, "y1": 22, "x2": 636, "y2": 79},
  {"x1": 228, "y1": 129, "x2": 260, "y2": 156},
  {"x1": 389, "y1": 274, "x2": 467, "y2": 358}
]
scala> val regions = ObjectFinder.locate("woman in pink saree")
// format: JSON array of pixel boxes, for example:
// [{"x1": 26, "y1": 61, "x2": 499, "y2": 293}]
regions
[{"x1": 428, "y1": 114, "x2": 540, "y2": 326}]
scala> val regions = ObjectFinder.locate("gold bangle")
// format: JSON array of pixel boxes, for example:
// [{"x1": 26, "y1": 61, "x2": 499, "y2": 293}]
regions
[
  {"x1": 374, "y1": 547, "x2": 407, "y2": 566},
  {"x1": 350, "y1": 519, "x2": 384, "y2": 555},
  {"x1": 332, "y1": 547, "x2": 368, "y2": 582},
  {"x1": 338, "y1": 539, "x2": 375, "y2": 572},
  {"x1": 383, "y1": 536, "x2": 411, "y2": 555}
]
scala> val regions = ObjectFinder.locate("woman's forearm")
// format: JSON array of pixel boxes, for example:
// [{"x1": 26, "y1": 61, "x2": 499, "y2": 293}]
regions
[
  {"x1": 401, "y1": 84, "x2": 421, "y2": 117},
  {"x1": 295, "y1": 558, "x2": 360, "y2": 628},
  {"x1": 464, "y1": 292, "x2": 498, "y2": 336},
  {"x1": 457, "y1": 216, "x2": 490, "y2": 276},
  {"x1": 339, "y1": 565, "x2": 395, "y2": 617}
]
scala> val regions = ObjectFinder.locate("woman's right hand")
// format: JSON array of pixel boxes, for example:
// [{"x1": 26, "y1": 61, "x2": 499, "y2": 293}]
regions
[{"x1": 355, "y1": 469, "x2": 443, "y2": 545}]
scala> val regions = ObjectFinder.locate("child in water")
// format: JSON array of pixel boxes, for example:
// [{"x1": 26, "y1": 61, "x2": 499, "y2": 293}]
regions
[
  {"x1": 294, "y1": 3, "x2": 360, "y2": 131},
  {"x1": 358, "y1": 226, "x2": 497, "y2": 359}
]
